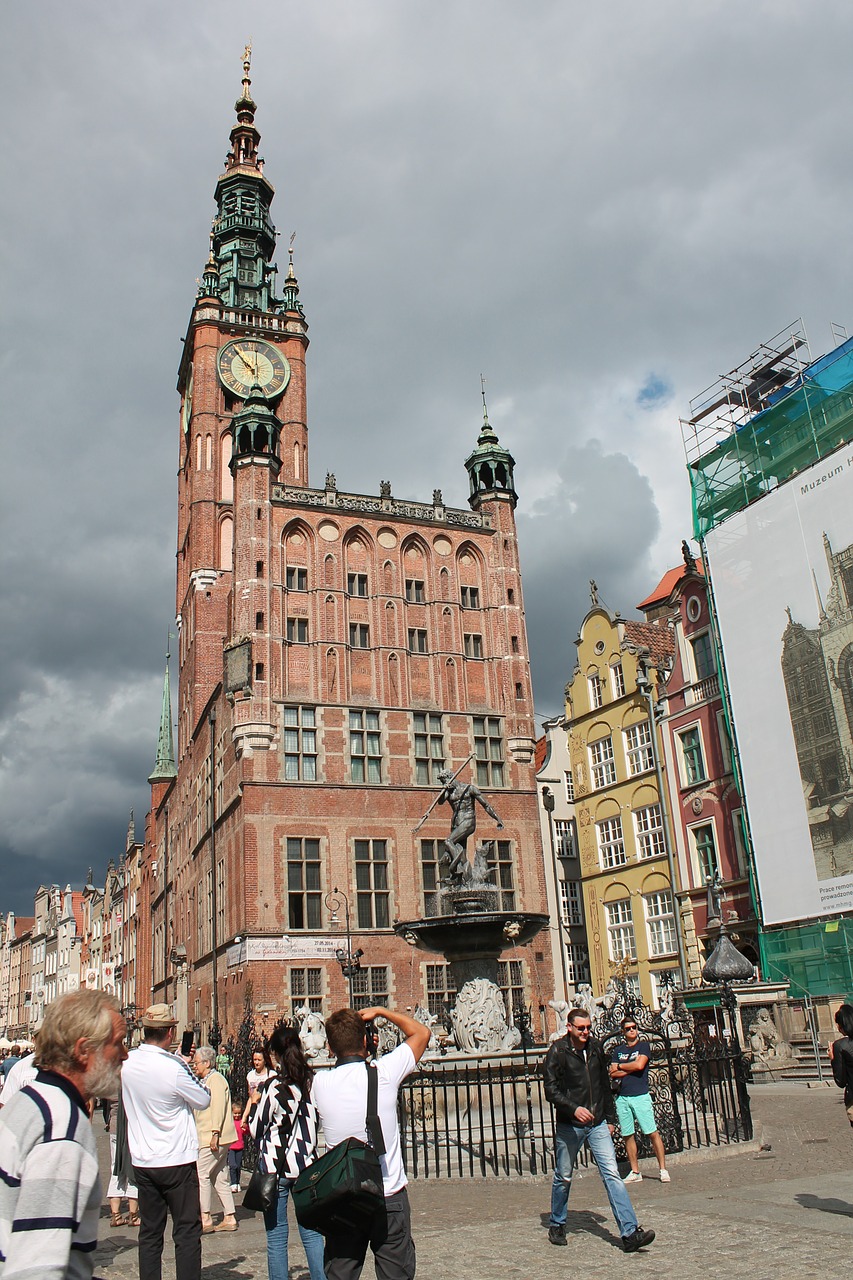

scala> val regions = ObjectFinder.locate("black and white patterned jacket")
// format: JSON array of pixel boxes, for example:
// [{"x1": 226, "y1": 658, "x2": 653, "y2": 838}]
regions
[{"x1": 248, "y1": 1074, "x2": 319, "y2": 1180}]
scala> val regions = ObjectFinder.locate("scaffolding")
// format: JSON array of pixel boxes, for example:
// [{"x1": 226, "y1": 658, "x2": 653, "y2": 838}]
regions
[{"x1": 682, "y1": 321, "x2": 853, "y2": 539}]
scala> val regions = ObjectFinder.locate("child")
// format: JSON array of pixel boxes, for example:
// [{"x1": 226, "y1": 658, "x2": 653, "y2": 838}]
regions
[{"x1": 228, "y1": 1101, "x2": 249, "y2": 1193}]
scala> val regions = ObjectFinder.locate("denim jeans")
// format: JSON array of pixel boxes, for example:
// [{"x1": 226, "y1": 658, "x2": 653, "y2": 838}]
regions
[
  {"x1": 262, "y1": 1177, "x2": 325, "y2": 1280},
  {"x1": 550, "y1": 1119, "x2": 638, "y2": 1238}
]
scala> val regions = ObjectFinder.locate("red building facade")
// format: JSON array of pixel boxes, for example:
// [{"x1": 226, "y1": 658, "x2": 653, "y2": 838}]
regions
[
  {"x1": 141, "y1": 60, "x2": 552, "y2": 1041},
  {"x1": 638, "y1": 552, "x2": 757, "y2": 970}
]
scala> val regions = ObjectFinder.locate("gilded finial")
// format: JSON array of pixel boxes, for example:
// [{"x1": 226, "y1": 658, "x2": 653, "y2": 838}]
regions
[
  {"x1": 242, "y1": 41, "x2": 252, "y2": 78},
  {"x1": 288, "y1": 230, "x2": 297, "y2": 279}
]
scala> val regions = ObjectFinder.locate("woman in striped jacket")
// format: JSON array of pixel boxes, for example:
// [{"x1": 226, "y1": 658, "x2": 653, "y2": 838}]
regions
[{"x1": 248, "y1": 1023, "x2": 325, "y2": 1280}]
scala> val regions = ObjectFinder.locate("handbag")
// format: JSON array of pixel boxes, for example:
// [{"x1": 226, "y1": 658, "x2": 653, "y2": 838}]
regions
[
  {"x1": 243, "y1": 1082, "x2": 299, "y2": 1214},
  {"x1": 292, "y1": 1060, "x2": 386, "y2": 1234}
]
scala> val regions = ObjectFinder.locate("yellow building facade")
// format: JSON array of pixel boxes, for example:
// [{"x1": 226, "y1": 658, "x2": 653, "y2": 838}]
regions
[{"x1": 566, "y1": 604, "x2": 682, "y2": 1007}]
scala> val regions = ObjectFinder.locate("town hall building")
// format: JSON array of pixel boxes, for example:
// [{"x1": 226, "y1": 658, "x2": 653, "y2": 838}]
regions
[{"x1": 140, "y1": 55, "x2": 552, "y2": 1043}]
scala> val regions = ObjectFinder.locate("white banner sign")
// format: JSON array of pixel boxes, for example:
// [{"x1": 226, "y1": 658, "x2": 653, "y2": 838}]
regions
[
  {"x1": 226, "y1": 935, "x2": 342, "y2": 967},
  {"x1": 706, "y1": 439, "x2": 853, "y2": 924}
]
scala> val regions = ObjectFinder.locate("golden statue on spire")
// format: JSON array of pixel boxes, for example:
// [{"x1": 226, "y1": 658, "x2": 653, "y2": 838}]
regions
[{"x1": 242, "y1": 42, "x2": 252, "y2": 77}]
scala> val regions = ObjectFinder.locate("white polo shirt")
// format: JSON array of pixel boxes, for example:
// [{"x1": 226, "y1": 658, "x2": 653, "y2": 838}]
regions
[
  {"x1": 313, "y1": 1044, "x2": 415, "y2": 1197},
  {"x1": 122, "y1": 1043, "x2": 210, "y2": 1168}
]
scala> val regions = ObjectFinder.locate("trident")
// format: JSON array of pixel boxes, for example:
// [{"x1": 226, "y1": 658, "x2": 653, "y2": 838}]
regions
[{"x1": 411, "y1": 753, "x2": 474, "y2": 834}]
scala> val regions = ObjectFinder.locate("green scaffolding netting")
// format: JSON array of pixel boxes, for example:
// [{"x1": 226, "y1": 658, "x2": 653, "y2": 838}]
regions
[
  {"x1": 689, "y1": 338, "x2": 853, "y2": 539},
  {"x1": 760, "y1": 917, "x2": 853, "y2": 1000}
]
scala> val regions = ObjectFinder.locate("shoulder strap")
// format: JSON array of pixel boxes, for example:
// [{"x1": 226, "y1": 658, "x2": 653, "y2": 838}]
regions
[{"x1": 364, "y1": 1061, "x2": 386, "y2": 1156}]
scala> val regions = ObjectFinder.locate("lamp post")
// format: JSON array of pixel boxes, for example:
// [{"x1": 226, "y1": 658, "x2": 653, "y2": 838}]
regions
[
  {"x1": 325, "y1": 887, "x2": 363, "y2": 1006},
  {"x1": 542, "y1": 786, "x2": 572, "y2": 1003},
  {"x1": 635, "y1": 657, "x2": 689, "y2": 989}
]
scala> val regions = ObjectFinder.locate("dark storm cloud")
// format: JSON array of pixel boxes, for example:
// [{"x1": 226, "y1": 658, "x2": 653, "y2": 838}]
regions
[{"x1": 3, "y1": 0, "x2": 853, "y2": 911}]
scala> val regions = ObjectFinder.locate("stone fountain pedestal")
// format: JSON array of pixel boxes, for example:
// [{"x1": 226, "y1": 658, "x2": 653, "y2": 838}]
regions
[{"x1": 395, "y1": 883, "x2": 548, "y2": 1054}]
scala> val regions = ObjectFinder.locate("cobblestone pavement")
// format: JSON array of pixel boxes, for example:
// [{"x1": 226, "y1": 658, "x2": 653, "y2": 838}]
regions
[{"x1": 95, "y1": 1084, "x2": 853, "y2": 1279}]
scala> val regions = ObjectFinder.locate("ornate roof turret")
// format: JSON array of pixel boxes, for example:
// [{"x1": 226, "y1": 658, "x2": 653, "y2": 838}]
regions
[
  {"x1": 281, "y1": 237, "x2": 305, "y2": 318},
  {"x1": 464, "y1": 378, "x2": 517, "y2": 510},
  {"x1": 149, "y1": 652, "x2": 177, "y2": 783},
  {"x1": 209, "y1": 46, "x2": 281, "y2": 313},
  {"x1": 230, "y1": 380, "x2": 282, "y2": 471}
]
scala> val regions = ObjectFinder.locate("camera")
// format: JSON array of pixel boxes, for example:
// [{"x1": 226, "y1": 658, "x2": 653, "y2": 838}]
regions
[{"x1": 364, "y1": 1019, "x2": 378, "y2": 1057}]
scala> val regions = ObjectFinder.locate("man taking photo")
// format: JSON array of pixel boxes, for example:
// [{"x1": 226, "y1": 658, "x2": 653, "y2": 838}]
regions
[{"x1": 312, "y1": 1006, "x2": 430, "y2": 1280}]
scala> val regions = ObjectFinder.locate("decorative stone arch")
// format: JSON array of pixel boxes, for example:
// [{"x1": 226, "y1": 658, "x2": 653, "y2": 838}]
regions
[
  {"x1": 593, "y1": 796, "x2": 621, "y2": 822},
  {"x1": 629, "y1": 782, "x2": 659, "y2": 810},
  {"x1": 584, "y1": 719, "x2": 613, "y2": 749},
  {"x1": 438, "y1": 565, "x2": 450, "y2": 601},
  {"x1": 639, "y1": 870, "x2": 671, "y2": 896},
  {"x1": 218, "y1": 514, "x2": 233, "y2": 571},
  {"x1": 602, "y1": 879, "x2": 632, "y2": 904},
  {"x1": 445, "y1": 657, "x2": 458, "y2": 705},
  {"x1": 400, "y1": 532, "x2": 431, "y2": 566},
  {"x1": 281, "y1": 519, "x2": 314, "y2": 584},
  {"x1": 385, "y1": 600, "x2": 397, "y2": 646},
  {"x1": 620, "y1": 707, "x2": 649, "y2": 734},
  {"x1": 343, "y1": 525, "x2": 375, "y2": 559},
  {"x1": 456, "y1": 540, "x2": 487, "y2": 582},
  {"x1": 382, "y1": 559, "x2": 395, "y2": 595},
  {"x1": 324, "y1": 553, "x2": 336, "y2": 588}
]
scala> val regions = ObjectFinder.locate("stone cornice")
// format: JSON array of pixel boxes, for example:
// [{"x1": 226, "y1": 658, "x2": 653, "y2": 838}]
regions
[{"x1": 271, "y1": 485, "x2": 492, "y2": 531}]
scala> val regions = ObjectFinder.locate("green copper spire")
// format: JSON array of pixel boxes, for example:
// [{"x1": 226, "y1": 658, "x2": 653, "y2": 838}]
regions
[
  {"x1": 465, "y1": 377, "x2": 517, "y2": 510},
  {"x1": 149, "y1": 651, "x2": 177, "y2": 782},
  {"x1": 230, "y1": 380, "x2": 282, "y2": 470},
  {"x1": 281, "y1": 238, "x2": 305, "y2": 318},
  {"x1": 211, "y1": 45, "x2": 280, "y2": 313}
]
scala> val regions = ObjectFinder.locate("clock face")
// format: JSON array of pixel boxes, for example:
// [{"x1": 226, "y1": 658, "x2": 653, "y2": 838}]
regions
[{"x1": 217, "y1": 339, "x2": 291, "y2": 398}]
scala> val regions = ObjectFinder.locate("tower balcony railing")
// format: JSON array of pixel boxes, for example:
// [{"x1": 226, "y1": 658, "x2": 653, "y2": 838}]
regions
[{"x1": 685, "y1": 674, "x2": 720, "y2": 705}]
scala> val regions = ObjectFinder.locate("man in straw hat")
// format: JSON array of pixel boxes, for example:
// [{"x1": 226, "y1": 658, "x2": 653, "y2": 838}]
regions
[
  {"x1": 0, "y1": 988, "x2": 127, "y2": 1278},
  {"x1": 122, "y1": 1004, "x2": 211, "y2": 1280}
]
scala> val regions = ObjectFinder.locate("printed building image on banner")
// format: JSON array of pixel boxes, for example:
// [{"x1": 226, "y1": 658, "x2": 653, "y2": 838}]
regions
[{"x1": 705, "y1": 439, "x2": 853, "y2": 925}]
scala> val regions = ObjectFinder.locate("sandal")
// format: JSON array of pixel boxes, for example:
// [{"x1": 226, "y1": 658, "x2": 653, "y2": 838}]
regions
[
  {"x1": 128, "y1": 1215, "x2": 141, "y2": 1227},
  {"x1": 110, "y1": 1214, "x2": 127, "y2": 1228}
]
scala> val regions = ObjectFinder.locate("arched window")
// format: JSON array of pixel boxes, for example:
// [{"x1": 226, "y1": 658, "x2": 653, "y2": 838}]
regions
[
  {"x1": 220, "y1": 435, "x2": 233, "y2": 501},
  {"x1": 219, "y1": 516, "x2": 233, "y2": 571}
]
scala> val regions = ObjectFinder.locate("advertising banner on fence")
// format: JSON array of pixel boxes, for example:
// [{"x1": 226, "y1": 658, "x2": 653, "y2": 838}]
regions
[{"x1": 705, "y1": 439, "x2": 853, "y2": 925}]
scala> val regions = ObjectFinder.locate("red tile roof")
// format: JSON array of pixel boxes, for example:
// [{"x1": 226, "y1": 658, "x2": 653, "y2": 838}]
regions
[
  {"x1": 636, "y1": 562, "x2": 704, "y2": 611},
  {"x1": 621, "y1": 619, "x2": 676, "y2": 666},
  {"x1": 534, "y1": 735, "x2": 547, "y2": 773}
]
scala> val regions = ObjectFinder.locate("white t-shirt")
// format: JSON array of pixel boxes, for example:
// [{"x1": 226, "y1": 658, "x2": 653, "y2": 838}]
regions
[
  {"x1": 312, "y1": 1044, "x2": 416, "y2": 1197},
  {"x1": 122, "y1": 1044, "x2": 211, "y2": 1168},
  {"x1": 246, "y1": 1067, "x2": 271, "y2": 1095}
]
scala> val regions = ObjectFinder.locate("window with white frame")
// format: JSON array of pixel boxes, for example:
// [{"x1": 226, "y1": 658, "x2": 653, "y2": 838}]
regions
[
  {"x1": 589, "y1": 736, "x2": 616, "y2": 788},
  {"x1": 650, "y1": 969, "x2": 679, "y2": 1011},
  {"x1": 596, "y1": 815, "x2": 626, "y2": 868},
  {"x1": 414, "y1": 713, "x2": 444, "y2": 784},
  {"x1": 676, "y1": 726, "x2": 706, "y2": 786},
  {"x1": 564, "y1": 770, "x2": 575, "y2": 802},
  {"x1": 283, "y1": 706, "x2": 317, "y2": 781},
  {"x1": 605, "y1": 898, "x2": 636, "y2": 961},
  {"x1": 690, "y1": 631, "x2": 715, "y2": 681},
  {"x1": 634, "y1": 804, "x2": 665, "y2": 859},
  {"x1": 611, "y1": 662, "x2": 626, "y2": 698},
  {"x1": 350, "y1": 710, "x2": 382, "y2": 782},
  {"x1": 559, "y1": 879, "x2": 583, "y2": 925},
  {"x1": 644, "y1": 891, "x2": 677, "y2": 957},
  {"x1": 624, "y1": 720, "x2": 654, "y2": 776},
  {"x1": 565, "y1": 944, "x2": 589, "y2": 985},
  {"x1": 689, "y1": 821, "x2": 719, "y2": 881},
  {"x1": 555, "y1": 819, "x2": 576, "y2": 858},
  {"x1": 588, "y1": 673, "x2": 604, "y2": 709}
]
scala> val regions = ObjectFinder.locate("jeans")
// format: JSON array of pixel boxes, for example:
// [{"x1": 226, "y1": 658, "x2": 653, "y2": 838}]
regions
[
  {"x1": 550, "y1": 1119, "x2": 638, "y2": 1238},
  {"x1": 263, "y1": 1177, "x2": 325, "y2": 1280}
]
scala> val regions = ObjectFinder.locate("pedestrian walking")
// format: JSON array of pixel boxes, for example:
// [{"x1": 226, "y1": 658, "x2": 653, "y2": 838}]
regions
[
  {"x1": 122, "y1": 1003, "x2": 211, "y2": 1280},
  {"x1": 0, "y1": 989, "x2": 127, "y2": 1277},
  {"x1": 242, "y1": 1046, "x2": 273, "y2": 1123},
  {"x1": 228, "y1": 1101, "x2": 248, "y2": 1192},
  {"x1": 312, "y1": 1005, "x2": 430, "y2": 1280},
  {"x1": 829, "y1": 1002, "x2": 853, "y2": 1126},
  {"x1": 192, "y1": 1045, "x2": 238, "y2": 1233},
  {"x1": 248, "y1": 1022, "x2": 325, "y2": 1280},
  {"x1": 543, "y1": 1007, "x2": 655, "y2": 1253},
  {"x1": 104, "y1": 1091, "x2": 140, "y2": 1227},
  {"x1": 609, "y1": 1015, "x2": 670, "y2": 1182}
]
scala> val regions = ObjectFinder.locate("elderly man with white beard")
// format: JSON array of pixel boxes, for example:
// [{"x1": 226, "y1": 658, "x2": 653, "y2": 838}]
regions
[{"x1": 0, "y1": 989, "x2": 127, "y2": 1278}]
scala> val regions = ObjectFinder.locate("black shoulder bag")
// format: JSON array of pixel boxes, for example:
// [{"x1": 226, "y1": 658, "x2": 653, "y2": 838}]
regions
[
  {"x1": 292, "y1": 1061, "x2": 386, "y2": 1234},
  {"x1": 244, "y1": 1083, "x2": 300, "y2": 1214}
]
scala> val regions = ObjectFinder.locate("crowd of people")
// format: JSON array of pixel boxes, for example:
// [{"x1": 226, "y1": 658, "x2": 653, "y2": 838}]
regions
[{"x1": 2, "y1": 992, "x2": 852, "y2": 1278}]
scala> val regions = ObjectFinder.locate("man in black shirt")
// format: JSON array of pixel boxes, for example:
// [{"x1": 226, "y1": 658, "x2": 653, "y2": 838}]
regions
[{"x1": 543, "y1": 1008, "x2": 654, "y2": 1253}]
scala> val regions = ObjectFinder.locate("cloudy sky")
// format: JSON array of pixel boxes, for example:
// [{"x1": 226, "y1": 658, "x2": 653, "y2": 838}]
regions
[{"x1": 2, "y1": 1, "x2": 853, "y2": 914}]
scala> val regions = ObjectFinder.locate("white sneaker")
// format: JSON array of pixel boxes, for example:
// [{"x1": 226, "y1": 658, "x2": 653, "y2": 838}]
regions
[
  {"x1": 623, "y1": 1171, "x2": 643, "y2": 1183},
  {"x1": 659, "y1": 1170, "x2": 671, "y2": 1183},
  {"x1": 231, "y1": 1184, "x2": 240, "y2": 1193}
]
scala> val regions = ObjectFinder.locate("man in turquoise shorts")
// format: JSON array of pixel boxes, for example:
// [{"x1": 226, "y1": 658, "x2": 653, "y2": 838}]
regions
[{"x1": 609, "y1": 1017, "x2": 670, "y2": 1183}]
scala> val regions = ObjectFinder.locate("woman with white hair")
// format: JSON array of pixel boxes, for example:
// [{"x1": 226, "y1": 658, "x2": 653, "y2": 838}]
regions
[{"x1": 192, "y1": 1045, "x2": 238, "y2": 1232}]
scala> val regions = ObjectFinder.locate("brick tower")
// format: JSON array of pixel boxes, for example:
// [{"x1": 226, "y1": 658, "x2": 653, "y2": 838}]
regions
[{"x1": 142, "y1": 54, "x2": 553, "y2": 1043}]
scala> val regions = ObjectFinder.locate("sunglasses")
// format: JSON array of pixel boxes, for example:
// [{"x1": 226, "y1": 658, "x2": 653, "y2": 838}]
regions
[{"x1": 623, "y1": 1024, "x2": 638, "y2": 1031}]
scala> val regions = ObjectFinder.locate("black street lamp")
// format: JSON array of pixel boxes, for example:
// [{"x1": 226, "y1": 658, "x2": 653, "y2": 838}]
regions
[{"x1": 325, "y1": 887, "x2": 363, "y2": 1006}]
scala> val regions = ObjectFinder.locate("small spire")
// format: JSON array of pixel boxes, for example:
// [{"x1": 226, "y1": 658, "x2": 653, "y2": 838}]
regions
[
  {"x1": 282, "y1": 231, "x2": 305, "y2": 316},
  {"x1": 197, "y1": 223, "x2": 221, "y2": 299},
  {"x1": 478, "y1": 373, "x2": 498, "y2": 443},
  {"x1": 149, "y1": 646, "x2": 177, "y2": 783}
]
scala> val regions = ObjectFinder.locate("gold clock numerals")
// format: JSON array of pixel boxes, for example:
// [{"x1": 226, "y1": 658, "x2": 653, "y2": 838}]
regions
[{"x1": 217, "y1": 339, "x2": 290, "y2": 398}]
